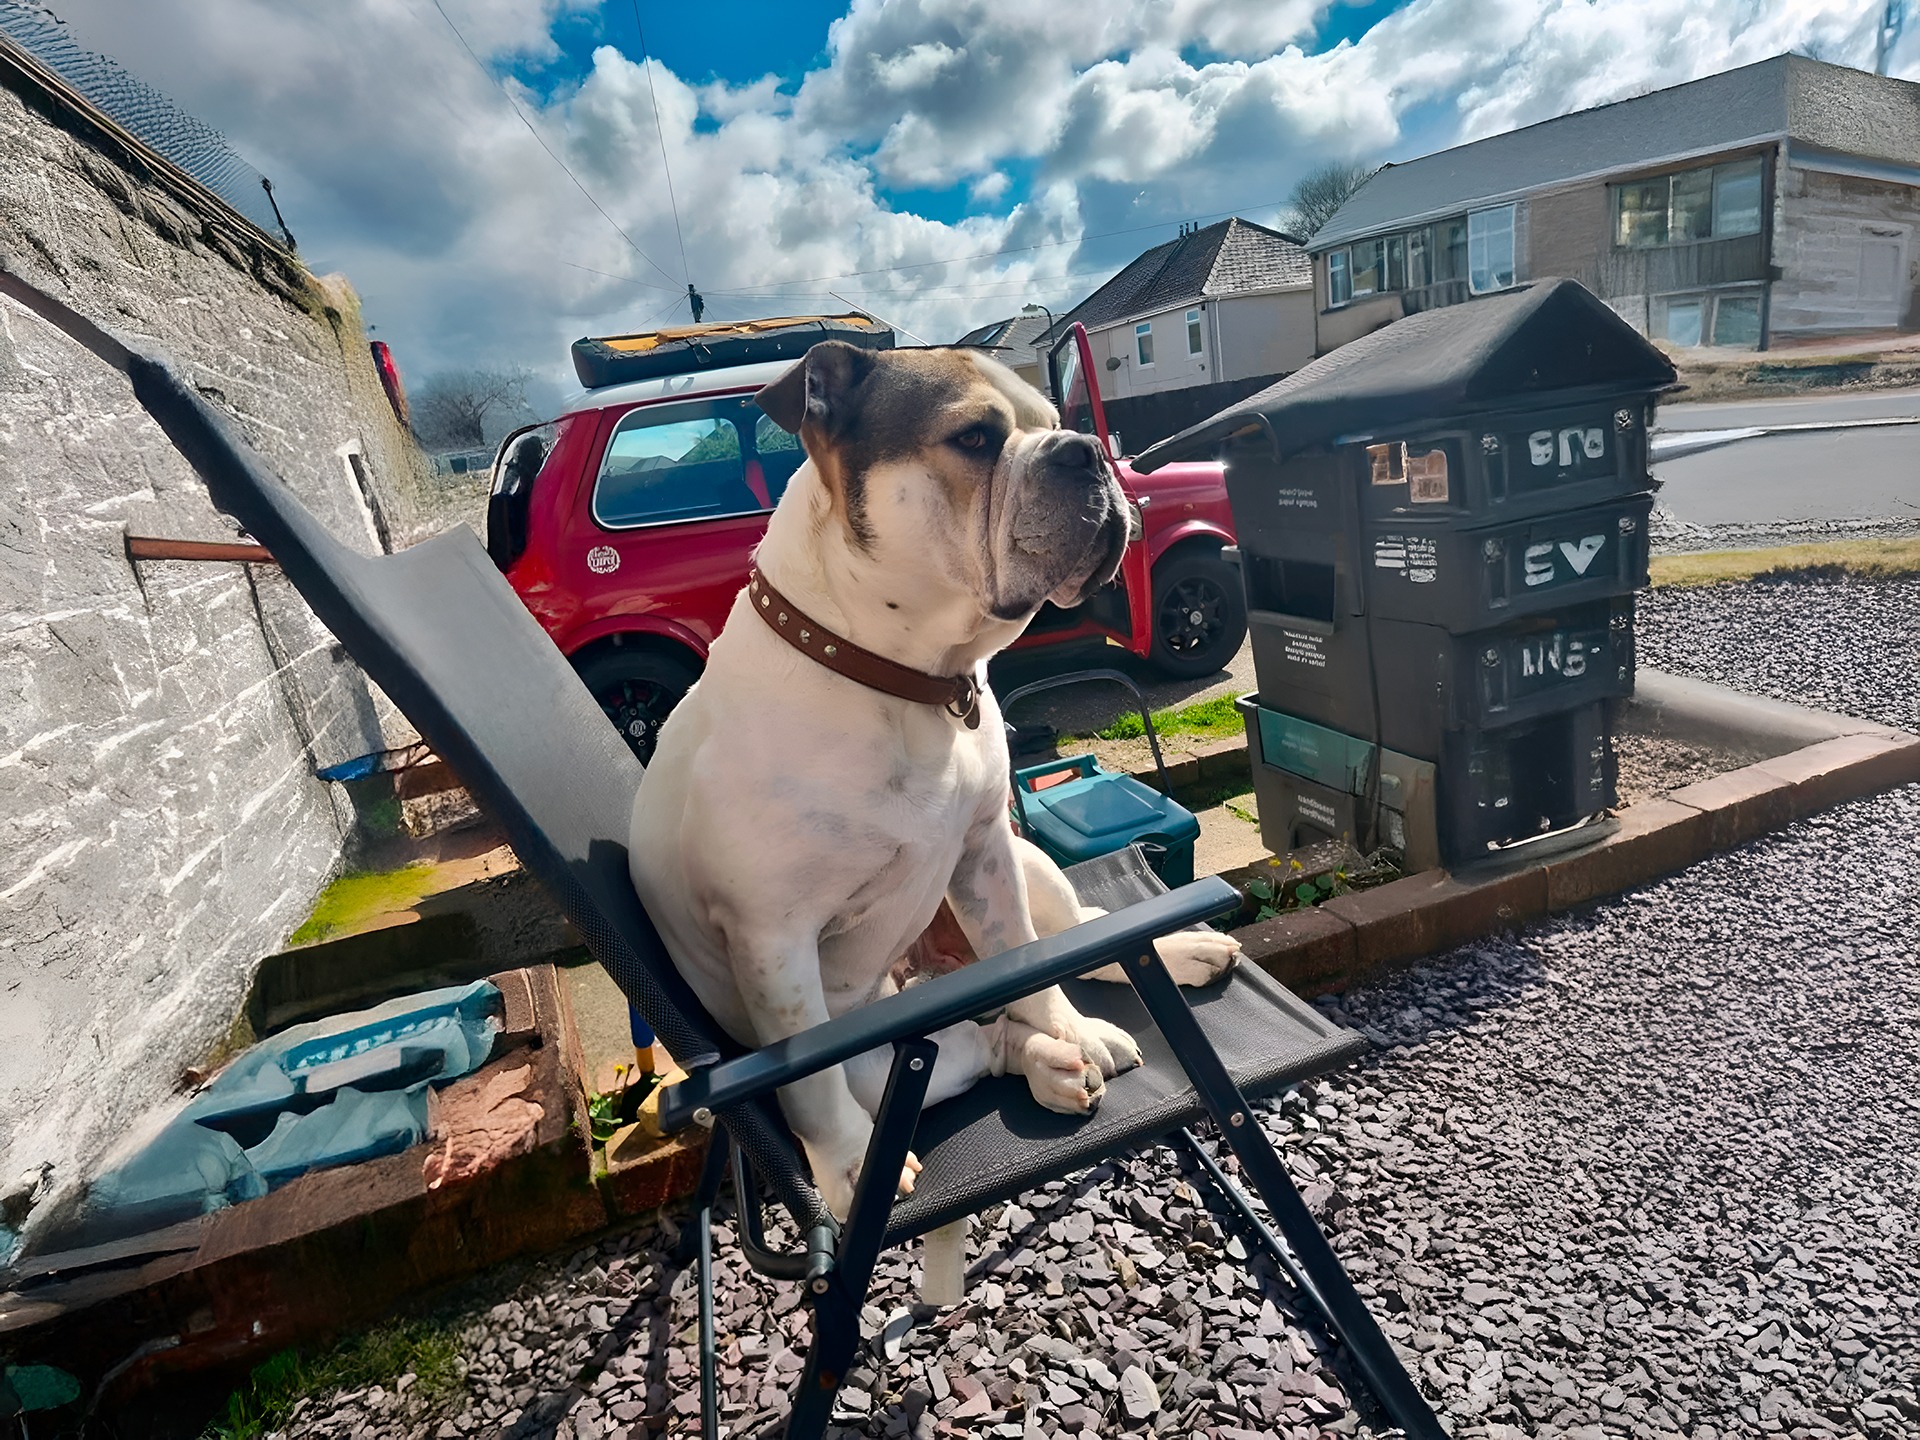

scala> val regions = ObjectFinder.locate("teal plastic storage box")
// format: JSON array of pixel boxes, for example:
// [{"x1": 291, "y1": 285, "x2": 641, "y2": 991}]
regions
[{"x1": 1013, "y1": 756, "x2": 1201, "y2": 886}]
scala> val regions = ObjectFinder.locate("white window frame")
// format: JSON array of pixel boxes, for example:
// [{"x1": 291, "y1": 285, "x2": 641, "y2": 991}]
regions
[
  {"x1": 1186, "y1": 308, "x2": 1204, "y2": 355},
  {"x1": 1328, "y1": 249, "x2": 1351, "y2": 306},
  {"x1": 1135, "y1": 321, "x2": 1155, "y2": 366},
  {"x1": 1468, "y1": 204, "x2": 1516, "y2": 294}
]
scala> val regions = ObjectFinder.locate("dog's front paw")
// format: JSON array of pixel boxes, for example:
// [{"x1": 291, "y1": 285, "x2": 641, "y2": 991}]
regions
[
  {"x1": 1013, "y1": 1025, "x2": 1103, "y2": 1114},
  {"x1": 1154, "y1": 929, "x2": 1241, "y2": 986},
  {"x1": 1065, "y1": 1015, "x2": 1143, "y2": 1079}
]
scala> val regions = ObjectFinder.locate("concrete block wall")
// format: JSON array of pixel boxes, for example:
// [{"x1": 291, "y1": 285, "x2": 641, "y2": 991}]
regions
[
  {"x1": 0, "y1": 77, "x2": 426, "y2": 1250},
  {"x1": 1772, "y1": 167, "x2": 1920, "y2": 335}
]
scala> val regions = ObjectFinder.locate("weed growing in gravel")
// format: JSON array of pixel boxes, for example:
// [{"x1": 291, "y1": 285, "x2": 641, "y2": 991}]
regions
[{"x1": 206, "y1": 1320, "x2": 463, "y2": 1439}]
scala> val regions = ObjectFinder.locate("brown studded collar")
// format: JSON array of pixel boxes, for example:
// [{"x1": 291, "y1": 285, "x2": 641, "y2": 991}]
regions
[{"x1": 745, "y1": 568, "x2": 982, "y2": 729}]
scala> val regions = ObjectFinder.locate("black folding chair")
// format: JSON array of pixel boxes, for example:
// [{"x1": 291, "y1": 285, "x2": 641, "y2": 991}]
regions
[{"x1": 3, "y1": 267, "x2": 1446, "y2": 1439}]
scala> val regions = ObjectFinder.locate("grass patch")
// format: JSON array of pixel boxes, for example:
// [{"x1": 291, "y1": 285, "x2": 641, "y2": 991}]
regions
[
  {"x1": 288, "y1": 864, "x2": 439, "y2": 946},
  {"x1": 205, "y1": 1319, "x2": 463, "y2": 1440},
  {"x1": 1649, "y1": 537, "x2": 1920, "y2": 589},
  {"x1": 1093, "y1": 692, "x2": 1245, "y2": 743}
]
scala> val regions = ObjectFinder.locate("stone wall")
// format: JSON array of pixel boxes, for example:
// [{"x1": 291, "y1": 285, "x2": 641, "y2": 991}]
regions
[{"x1": 0, "y1": 73, "x2": 427, "y2": 1250}]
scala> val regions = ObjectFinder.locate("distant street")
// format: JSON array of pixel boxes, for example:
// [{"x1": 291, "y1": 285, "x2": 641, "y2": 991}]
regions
[{"x1": 1652, "y1": 387, "x2": 1920, "y2": 539}]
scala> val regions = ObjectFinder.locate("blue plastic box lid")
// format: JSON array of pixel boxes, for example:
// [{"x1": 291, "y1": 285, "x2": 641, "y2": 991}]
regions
[{"x1": 1023, "y1": 772, "x2": 1200, "y2": 864}]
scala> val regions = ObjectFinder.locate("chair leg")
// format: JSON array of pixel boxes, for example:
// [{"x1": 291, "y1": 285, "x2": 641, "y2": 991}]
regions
[
  {"x1": 697, "y1": 1193, "x2": 720, "y2": 1440},
  {"x1": 692, "y1": 1137, "x2": 728, "y2": 1440},
  {"x1": 1127, "y1": 957, "x2": 1449, "y2": 1440},
  {"x1": 786, "y1": 1038, "x2": 937, "y2": 1440}
]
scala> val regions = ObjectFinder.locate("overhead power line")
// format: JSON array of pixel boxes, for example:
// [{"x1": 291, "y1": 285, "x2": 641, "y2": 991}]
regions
[
  {"x1": 631, "y1": 0, "x2": 693, "y2": 311},
  {"x1": 424, "y1": 0, "x2": 680, "y2": 288}
]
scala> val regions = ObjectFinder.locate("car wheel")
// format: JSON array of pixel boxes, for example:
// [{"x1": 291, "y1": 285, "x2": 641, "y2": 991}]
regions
[
  {"x1": 1148, "y1": 547, "x2": 1247, "y2": 680},
  {"x1": 573, "y1": 645, "x2": 701, "y2": 766}
]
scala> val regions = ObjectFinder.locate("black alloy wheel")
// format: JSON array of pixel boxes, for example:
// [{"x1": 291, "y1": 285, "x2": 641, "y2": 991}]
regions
[
  {"x1": 573, "y1": 645, "x2": 701, "y2": 766},
  {"x1": 1148, "y1": 547, "x2": 1248, "y2": 680}
]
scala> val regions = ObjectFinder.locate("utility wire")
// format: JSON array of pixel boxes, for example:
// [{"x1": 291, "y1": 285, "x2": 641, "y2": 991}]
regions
[
  {"x1": 631, "y1": 0, "x2": 691, "y2": 295},
  {"x1": 425, "y1": 0, "x2": 680, "y2": 288}
]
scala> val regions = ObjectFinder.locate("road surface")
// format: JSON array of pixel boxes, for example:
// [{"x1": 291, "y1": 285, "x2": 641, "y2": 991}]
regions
[{"x1": 1652, "y1": 387, "x2": 1920, "y2": 542}]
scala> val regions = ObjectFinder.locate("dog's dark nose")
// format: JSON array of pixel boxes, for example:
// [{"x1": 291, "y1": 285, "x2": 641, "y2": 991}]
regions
[{"x1": 1046, "y1": 430, "x2": 1108, "y2": 477}]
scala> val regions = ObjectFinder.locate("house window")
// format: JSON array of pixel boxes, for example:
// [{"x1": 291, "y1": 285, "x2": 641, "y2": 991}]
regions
[
  {"x1": 1616, "y1": 158, "x2": 1765, "y2": 248},
  {"x1": 1659, "y1": 297, "x2": 1704, "y2": 347},
  {"x1": 1436, "y1": 217, "x2": 1468, "y2": 282},
  {"x1": 1408, "y1": 228, "x2": 1430, "y2": 289},
  {"x1": 1385, "y1": 234, "x2": 1407, "y2": 292},
  {"x1": 1135, "y1": 321, "x2": 1154, "y2": 366},
  {"x1": 1712, "y1": 294, "x2": 1762, "y2": 348},
  {"x1": 1186, "y1": 308, "x2": 1204, "y2": 355},
  {"x1": 1713, "y1": 159, "x2": 1763, "y2": 237},
  {"x1": 1351, "y1": 240, "x2": 1381, "y2": 297},
  {"x1": 1468, "y1": 205, "x2": 1515, "y2": 293},
  {"x1": 1328, "y1": 249, "x2": 1352, "y2": 306}
]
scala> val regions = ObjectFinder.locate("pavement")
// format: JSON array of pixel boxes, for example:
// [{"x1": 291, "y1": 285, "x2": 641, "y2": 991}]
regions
[{"x1": 278, "y1": 571, "x2": 1919, "y2": 1440}]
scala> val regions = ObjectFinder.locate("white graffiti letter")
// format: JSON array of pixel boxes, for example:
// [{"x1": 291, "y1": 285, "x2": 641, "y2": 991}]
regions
[{"x1": 1523, "y1": 543, "x2": 1556, "y2": 586}]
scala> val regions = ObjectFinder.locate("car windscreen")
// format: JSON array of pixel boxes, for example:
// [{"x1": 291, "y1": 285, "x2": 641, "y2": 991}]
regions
[
  {"x1": 1054, "y1": 336, "x2": 1096, "y2": 438},
  {"x1": 592, "y1": 394, "x2": 798, "y2": 529}
]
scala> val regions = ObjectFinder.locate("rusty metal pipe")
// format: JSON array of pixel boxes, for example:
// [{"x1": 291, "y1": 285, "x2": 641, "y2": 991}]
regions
[{"x1": 125, "y1": 535, "x2": 275, "y2": 564}]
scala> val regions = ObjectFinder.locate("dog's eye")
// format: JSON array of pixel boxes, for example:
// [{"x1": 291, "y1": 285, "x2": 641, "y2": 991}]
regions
[{"x1": 951, "y1": 427, "x2": 990, "y2": 452}]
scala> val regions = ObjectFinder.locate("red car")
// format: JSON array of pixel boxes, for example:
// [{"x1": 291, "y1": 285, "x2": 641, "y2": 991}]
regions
[{"x1": 487, "y1": 318, "x2": 1243, "y2": 761}]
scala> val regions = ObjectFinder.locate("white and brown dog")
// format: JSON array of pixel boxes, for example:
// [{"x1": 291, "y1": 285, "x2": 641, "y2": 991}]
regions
[{"x1": 628, "y1": 341, "x2": 1237, "y2": 1222}]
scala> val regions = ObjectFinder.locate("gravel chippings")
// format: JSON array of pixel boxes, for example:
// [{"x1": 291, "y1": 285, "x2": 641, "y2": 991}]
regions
[
  {"x1": 1638, "y1": 575, "x2": 1920, "y2": 734},
  {"x1": 285, "y1": 578, "x2": 1920, "y2": 1440}
]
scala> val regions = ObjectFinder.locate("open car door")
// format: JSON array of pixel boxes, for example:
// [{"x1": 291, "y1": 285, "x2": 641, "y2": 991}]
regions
[{"x1": 1049, "y1": 323, "x2": 1152, "y2": 655}]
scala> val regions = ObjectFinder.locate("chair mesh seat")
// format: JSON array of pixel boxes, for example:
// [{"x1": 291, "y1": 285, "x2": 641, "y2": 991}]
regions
[{"x1": 889, "y1": 849, "x2": 1362, "y2": 1240}]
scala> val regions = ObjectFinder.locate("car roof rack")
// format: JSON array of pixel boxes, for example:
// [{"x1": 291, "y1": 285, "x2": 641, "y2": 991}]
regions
[{"x1": 570, "y1": 314, "x2": 895, "y2": 389}]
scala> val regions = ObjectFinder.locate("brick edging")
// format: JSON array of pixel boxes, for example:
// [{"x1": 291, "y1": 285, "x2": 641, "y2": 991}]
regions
[{"x1": 1232, "y1": 730, "x2": 1920, "y2": 996}]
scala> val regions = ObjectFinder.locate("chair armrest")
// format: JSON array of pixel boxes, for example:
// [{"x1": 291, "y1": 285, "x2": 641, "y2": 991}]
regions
[{"x1": 656, "y1": 876, "x2": 1240, "y2": 1132}]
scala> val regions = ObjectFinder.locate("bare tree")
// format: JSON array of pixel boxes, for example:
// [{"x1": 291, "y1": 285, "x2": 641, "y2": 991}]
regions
[
  {"x1": 410, "y1": 367, "x2": 533, "y2": 451},
  {"x1": 1285, "y1": 161, "x2": 1381, "y2": 239}
]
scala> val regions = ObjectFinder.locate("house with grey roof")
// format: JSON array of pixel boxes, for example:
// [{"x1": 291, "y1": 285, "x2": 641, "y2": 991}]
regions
[
  {"x1": 953, "y1": 310, "x2": 1054, "y2": 391},
  {"x1": 1308, "y1": 54, "x2": 1920, "y2": 355},
  {"x1": 1034, "y1": 216, "x2": 1315, "y2": 450}
]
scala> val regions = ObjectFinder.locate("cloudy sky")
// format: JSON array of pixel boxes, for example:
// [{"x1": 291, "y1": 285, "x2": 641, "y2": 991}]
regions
[{"x1": 38, "y1": 0, "x2": 1916, "y2": 388}]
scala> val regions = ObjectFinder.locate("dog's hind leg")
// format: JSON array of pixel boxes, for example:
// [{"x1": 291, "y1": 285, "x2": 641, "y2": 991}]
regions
[
  {"x1": 1013, "y1": 836, "x2": 1241, "y2": 987},
  {"x1": 843, "y1": 1011, "x2": 996, "y2": 1117}
]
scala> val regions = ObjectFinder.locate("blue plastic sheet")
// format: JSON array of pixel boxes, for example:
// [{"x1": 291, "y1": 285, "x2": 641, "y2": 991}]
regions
[{"x1": 50, "y1": 981, "x2": 501, "y2": 1250}]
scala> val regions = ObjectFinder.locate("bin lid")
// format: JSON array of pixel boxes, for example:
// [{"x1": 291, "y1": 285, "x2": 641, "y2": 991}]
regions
[
  {"x1": 1024, "y1": 772, "x2": 1201, "y2": 860},
  {"x1": 1134, "y1": 278, "x2": 1676, "y2": 471}
]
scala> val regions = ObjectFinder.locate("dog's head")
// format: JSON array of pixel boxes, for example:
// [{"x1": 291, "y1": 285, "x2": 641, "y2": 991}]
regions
[{"x1": 757, "y1": 341, "x2": 1128, "y2": 624}]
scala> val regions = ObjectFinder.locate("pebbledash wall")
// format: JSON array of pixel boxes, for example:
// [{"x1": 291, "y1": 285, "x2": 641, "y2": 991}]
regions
[{"x1": 0, "y1": 67, "x2": 427, "y2": 1248}]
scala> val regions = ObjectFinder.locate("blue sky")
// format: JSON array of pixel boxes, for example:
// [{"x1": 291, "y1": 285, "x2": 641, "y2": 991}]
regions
[{"x1": 39, "y1": 0, "x2": 1913, "y2": 380}]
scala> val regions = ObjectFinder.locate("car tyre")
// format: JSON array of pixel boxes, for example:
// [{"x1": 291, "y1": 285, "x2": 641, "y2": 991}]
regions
[
  {"x1": 574, "y1": 644, "x2": 702, "y2": 766},
  {"x1": 1148, "y1": 546, "x2": 1247, "y2": 680}
]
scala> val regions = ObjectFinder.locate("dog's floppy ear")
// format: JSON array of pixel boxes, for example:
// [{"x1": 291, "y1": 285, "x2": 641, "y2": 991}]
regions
[{"x1": 755, "y1": 341, "x2": 875, "y2": 437}]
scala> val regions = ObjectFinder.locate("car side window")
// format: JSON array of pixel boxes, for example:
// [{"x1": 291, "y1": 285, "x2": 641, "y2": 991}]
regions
[
  {"x1": 754, "y1": 411, "x2": 805, "y2": 502},
  {"x1": 592, "y1": 401, "x2": 760, "y2": 528}
]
